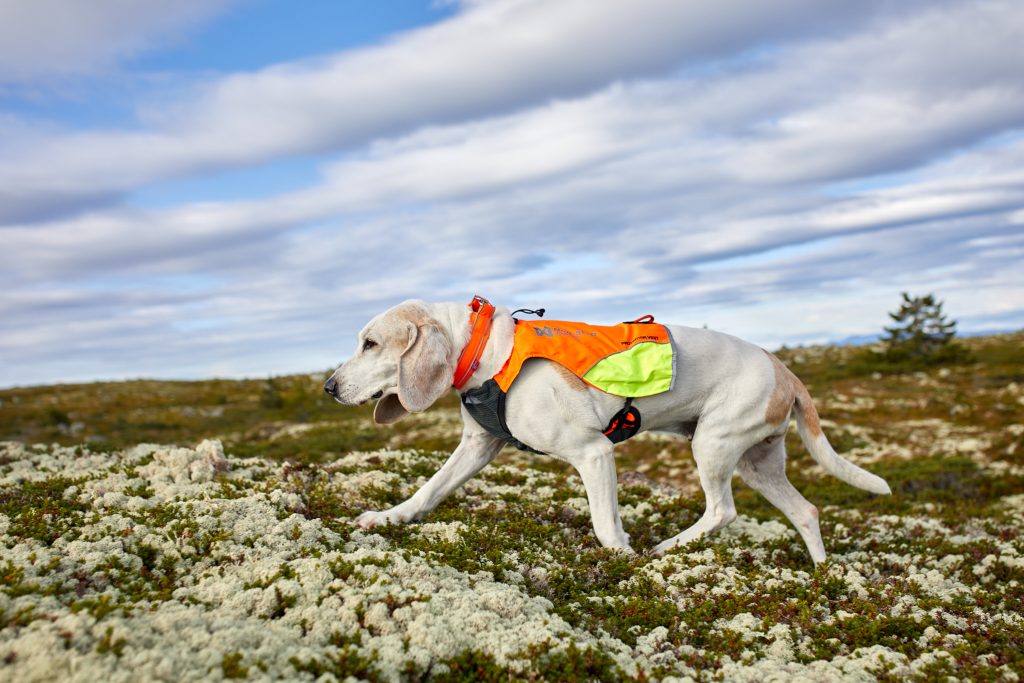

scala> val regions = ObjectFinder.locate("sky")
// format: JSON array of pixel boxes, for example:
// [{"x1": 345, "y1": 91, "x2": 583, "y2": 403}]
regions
[{"x1": 1, "y1": 0, "x2": 1023, "y2": 388}]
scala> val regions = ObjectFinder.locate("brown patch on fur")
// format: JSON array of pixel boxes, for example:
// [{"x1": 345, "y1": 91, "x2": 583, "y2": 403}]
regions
[
  {"x1": 763, "y1": 351, "x2": 823, "y2": 438},
  {"x1": 795, "y1": 380, "x2": 823, "y2": 438},
  {"x1": 552, "y1": 362, "x2": 587, "y2": 391},
  {"x1": 764, "y1": 352, "x2": 796, "y2": 427}
]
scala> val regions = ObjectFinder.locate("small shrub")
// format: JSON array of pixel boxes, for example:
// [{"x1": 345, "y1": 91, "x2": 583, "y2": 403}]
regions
[{"x1": 879, "y1": 292, "x2": 970, "y2": 368}]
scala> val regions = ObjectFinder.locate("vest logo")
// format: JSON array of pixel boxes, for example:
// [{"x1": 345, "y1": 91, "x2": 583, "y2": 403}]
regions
[{"x1": 533, "y1": 325, "x2": 596, "y2": 338}]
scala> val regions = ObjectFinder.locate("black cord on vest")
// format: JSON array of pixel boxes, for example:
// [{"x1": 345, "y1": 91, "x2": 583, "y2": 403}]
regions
[{"x1": 511, "y1": 307, "x2": 545, "y2": 318}]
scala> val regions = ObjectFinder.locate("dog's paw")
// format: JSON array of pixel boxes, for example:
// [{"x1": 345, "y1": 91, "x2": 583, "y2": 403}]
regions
[
  {"x1": 650, "y1": 539, "x2": 677, "y2": 556},
  {"x1": 355, "y1": 509, "x2": 406, "y2": 530},
  {"x1": 354, "y1": 510, "x2": 389, "y2": 529}
]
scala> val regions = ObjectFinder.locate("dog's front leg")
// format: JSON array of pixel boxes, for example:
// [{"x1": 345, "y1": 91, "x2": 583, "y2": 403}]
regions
[
  {"x1": 567, "y1": 441, "x2": 633, "y2": 551},
  {"x1": 355, "y1": 426, "x2": 503, "y2": 530}
]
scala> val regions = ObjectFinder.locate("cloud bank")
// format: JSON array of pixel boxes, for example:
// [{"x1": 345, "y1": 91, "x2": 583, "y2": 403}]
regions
[{"x1": 1, "y1": 0, "x2": 1022, "y2": 386}]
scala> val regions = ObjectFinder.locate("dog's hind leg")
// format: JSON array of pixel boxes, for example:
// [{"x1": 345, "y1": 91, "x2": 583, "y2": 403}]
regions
[
  {"x1": 736, "y1": 436, "x2": 826, "y2": 564},
  {"x1": 652, "y1": 428, "x2": 744, "y2": 555}
]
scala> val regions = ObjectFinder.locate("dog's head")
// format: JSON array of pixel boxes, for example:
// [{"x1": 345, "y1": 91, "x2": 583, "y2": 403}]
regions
[{"x1": 324, "y1": 300, "x2": 454, "y2": 424}]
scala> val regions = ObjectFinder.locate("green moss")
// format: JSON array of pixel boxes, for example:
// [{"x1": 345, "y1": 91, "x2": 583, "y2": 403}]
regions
[
  {"x1": 288, "y1": 643, "x2": 384, "y2": 682},
  {"x1": 267, "y1": 586, "x2": 297, "y2": 620},
  {"x1": 424, "y1": 641, "x2": 633, "y2": 682},
  {"x1": 481, "y1": 468, "x2": 529, "y2": 486},
  {"x1": 222, "y1": 651, "x2": 249, "y2": 679},
  {"x1": 70, "y1": 594, "x2": 121, "y2": 621},
  {"x1": 123, "y1": 482, "x2": 154, "y2": 499},
  {"x1": 803, "y1": 612, "x2": 928, "y2": 661},
  {"x1": 0, "y1": 603, "x2": 37, "y2": 629},
  {"x1": 243, "y1": 563, "x2": 296, "y2": 590},
  {"x1": 95, "y1": 626, "x2": 126, "y2": 657},
  {"x1": 0, "y1": 475, "x2": 91, "y2": 545},
  {"x1": 298, "y1": 471, "x2": 359, "y2": 540},
  {"x1": 1, "y1": 561, "x2": 40, "y2": 598},
  {"x1": 574, "y1": 580, "x2": 682, "y2": 648}
]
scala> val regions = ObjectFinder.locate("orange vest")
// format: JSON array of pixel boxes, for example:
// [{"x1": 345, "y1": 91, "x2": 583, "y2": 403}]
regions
[
  {"x1": 460, "y1": 317, "x2": 675, "y2": 452},
  {"x1": 493, "y1": 319, "x2": 675, "y2": 396}
]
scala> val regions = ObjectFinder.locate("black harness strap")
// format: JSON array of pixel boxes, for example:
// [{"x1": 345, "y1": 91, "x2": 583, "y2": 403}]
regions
[
  {"x1": 461, "y1": 380, "x2": 544, "y2": 453},
  {"x1": 462, "y1": 381, "x2": 644, "y2": 452}
]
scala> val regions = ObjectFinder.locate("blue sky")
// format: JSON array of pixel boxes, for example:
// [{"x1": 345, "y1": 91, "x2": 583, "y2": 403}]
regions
[{"x1": 1, "y1": 0, "x2": 1023, "y2": 387}]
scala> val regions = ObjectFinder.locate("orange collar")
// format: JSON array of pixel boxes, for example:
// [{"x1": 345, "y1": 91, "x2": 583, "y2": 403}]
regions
[{"x1": 452, "y1": 295, "x2": 496, "y2": 390}]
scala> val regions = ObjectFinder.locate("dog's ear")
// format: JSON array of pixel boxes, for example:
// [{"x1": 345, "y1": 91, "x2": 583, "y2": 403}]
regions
[
  {"x1": 373, "y1": 393, "x2": 407, "y2": 424},
  {"x1": 397, "y1": 319, "x2": 453, "y2": 413}
]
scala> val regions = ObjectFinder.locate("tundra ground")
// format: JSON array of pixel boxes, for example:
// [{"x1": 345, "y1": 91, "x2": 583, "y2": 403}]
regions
[{"x1": 1, "y1": 333, "x2": 1022, "y2": 681}]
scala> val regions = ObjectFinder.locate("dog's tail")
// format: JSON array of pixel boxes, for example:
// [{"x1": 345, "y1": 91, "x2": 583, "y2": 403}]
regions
[{"x1": 792, "y1": 379, "x2": 891, "y2": 495}]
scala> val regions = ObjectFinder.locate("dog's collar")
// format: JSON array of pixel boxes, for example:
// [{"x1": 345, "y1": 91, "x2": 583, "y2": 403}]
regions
[{"x1": 452, "y1": 295, "x2": 496, "y2": 390}]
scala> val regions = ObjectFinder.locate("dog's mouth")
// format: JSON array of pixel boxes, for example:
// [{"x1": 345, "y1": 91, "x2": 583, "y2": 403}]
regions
[{"x1": 356, "y1": 389, "x2": 385, "y2": 406}]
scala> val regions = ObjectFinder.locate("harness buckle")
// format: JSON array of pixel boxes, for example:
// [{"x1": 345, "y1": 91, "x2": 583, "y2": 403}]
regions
[{"x1": 470, "y1": 295, "x2": 490, "y2": 312}]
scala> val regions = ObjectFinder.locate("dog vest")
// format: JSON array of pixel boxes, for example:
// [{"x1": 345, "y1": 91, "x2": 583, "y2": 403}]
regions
[{"x1": 460, "y1": 314, "x2": 676, "y2": 453}]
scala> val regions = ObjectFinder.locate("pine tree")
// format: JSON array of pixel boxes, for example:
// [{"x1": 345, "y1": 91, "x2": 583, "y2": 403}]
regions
[{"x1": 882, "y1": 292, "x2": 963, "y2": 364}]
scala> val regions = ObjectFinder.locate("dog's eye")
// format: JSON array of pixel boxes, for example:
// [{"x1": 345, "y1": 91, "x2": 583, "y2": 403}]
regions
[{"x1": 362, "y1": 339, "x2": 377, "y2": 351}]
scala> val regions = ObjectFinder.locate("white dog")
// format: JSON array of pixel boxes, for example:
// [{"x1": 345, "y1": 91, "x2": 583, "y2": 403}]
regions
[{"x1": 324, "y1": 298, "x2": 890, "y2": 563}]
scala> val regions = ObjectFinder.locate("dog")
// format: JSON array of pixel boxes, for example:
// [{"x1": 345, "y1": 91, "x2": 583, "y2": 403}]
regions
[{"x1": 324, "y1": 298, "x2": 890, "y2": 563}]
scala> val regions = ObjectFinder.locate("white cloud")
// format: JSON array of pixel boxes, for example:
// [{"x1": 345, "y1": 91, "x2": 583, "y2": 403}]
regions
[
  {"x1": 0, "y1": 0, "x2": 237, "y2": 81},
  {"x1": 0, "y1": 0, "x2": 921, "y2": 224},
  {"x1": 2, "y1": 0, "x2": 1023, "y2": 386}
]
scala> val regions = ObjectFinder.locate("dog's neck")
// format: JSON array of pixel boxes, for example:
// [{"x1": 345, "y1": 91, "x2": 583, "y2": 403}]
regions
[{"x1": 425, "y1": 300, "x2": 516, "y2": 392}]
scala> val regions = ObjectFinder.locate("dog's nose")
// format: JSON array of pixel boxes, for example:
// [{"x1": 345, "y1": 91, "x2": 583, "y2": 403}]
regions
[{"x1": 324, "y1": 377, "x2": 337, "y2": 396}]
